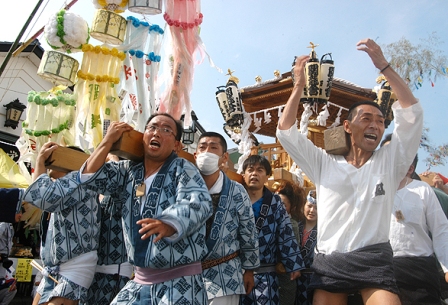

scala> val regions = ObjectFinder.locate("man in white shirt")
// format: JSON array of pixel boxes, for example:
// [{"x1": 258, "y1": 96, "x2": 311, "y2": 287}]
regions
[
  {"x1": 389, "y1": 154, "x2": 448, "y2": 304},
  {"x1": 277, "y1": 38, "x2": 423, "y2": 304}
]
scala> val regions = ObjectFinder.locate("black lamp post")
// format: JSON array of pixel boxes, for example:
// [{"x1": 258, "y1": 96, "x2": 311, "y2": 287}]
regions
[
  {"x1": 4, "y1": 99, "x2": 27, "y2": 129},
  {"x1": 181, "y1": 111, "x2": 198, "y2": 145}
]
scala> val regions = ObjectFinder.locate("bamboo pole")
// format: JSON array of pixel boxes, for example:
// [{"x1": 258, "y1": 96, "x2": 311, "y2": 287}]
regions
[
  {"x1": 30, "y1": 260, "x2": 59, "y2": 284},
  {"x1": 0, "y1": 0, "x2": 44, "y2": 78}
]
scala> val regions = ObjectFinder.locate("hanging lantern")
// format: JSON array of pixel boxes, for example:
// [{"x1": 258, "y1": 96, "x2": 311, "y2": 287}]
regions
[
  {"x1": 3, "y1": 99, "x2": 26, "y2": 129},
  {"x1": 181, "y1": 111, "x2": 197, "y2": 145},
  {"x1": 92, "y1": 0, "x2": 128, "y2": 13},
  {"x1": 90, "y1": 9, "x2": 127, "y2": 45},
  {"x1": 294, "y1": 42, "x2": 335, "y2": 104},
  {"x1": 37, "y1": 51, "x2": 79, "y2": 86},
  {"x1": 223, "y1": 123, "x2": 241, "y2": 145},
  {"x1": 374, "y1": 75, "x2": 396, "y2": 128},
  {"x1": 215, "y1": 69, "x2": 244, "y2": 128},
  {"x1": 303, "y1": 42, "x2": 320, "y2": 103},
  {"x1": 44, "y1": 9, "x2": 90, "y2": 54},
  {"x1": 128, "y1": 0, "x2": 162, "y2": 15},
  {"x1": 318, "y1": 53, "x2": 335, "y2": 103}
]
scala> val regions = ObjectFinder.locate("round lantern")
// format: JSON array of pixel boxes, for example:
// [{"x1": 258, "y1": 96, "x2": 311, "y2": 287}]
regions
[
  {"x1": 90, "y1": 9, "x2": 127, "y2": 45},
  {"x1": 128, "y1": 0, "x2": 162, "y2": 15},
  {"x1": 37, "y1": 51, "x2": 79, "y2": 86},
  {"x1": 44, "y1": 9, "x2": 90, "y2": 53}
]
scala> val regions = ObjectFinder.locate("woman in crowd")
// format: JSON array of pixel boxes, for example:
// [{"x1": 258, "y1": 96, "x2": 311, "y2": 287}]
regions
[
  {"x1": 274, "y1": 181, "x2": 305, "y2": 305},
  {"x1": 296, "y1": 190, "x2": 317, "y2": 305}
]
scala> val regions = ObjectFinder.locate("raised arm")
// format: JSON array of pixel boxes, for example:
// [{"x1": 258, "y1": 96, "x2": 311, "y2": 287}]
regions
[
  {"x1": 83, "y1": 121, "x2": 133, "y2": 174},
  {"x1": 277, "y1": 55, "x2": 309, "y2": 130},
  {"x1": 356, "y1": 38, "x2": 417, "y2": 108}
]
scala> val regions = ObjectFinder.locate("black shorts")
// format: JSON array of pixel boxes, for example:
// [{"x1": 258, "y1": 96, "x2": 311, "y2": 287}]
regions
[{"x1": 309, "y1": 242, "x2": 399, "y2": 295}]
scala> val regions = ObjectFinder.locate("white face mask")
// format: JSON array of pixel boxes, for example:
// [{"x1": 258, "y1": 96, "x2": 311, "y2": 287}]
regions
[{"x1": 196, "y1": 152, "x2": 220, "y2": 175}]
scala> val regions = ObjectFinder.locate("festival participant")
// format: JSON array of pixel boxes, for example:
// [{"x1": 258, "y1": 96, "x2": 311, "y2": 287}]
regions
[
  {"x1": 296, "y1": 190, "x2": 318, "y2": 305},
  {"x1": 83, "y1": 154, "x2": 133, "y2": 305},
  {"x1": 0, "y1": 188, "x2": 23, "y2": 223},
  {"x1": 194, "y1": 131, "x2": 259, "y2": 305},
  {"x1": 389, "y1": 153, "x2": 448, "y2": 304},
  {"x1": 241, "y1": 155, "x2": 304, "y2": 305},
  {"x1": 0, "y1": 209, "x2": 22, "y2": 305},
  {"x1": 421, "y1": 171, "x2": 448, "y2": 195},
  {"x1": 277, "y1": 38, "x2": 423, "y2": 304},
  {"x1": 79, "y1": 113, "x2": 212, "y2": 305},
  {"x1": 23, "y1": 144, "x2": 100, "y2": 305},
  {"x1": 83, "y1": 195, "x2": 132, "y2": 305},
  {"x1": 274, "y1": 181, "x2": 305, "y2": 305}
]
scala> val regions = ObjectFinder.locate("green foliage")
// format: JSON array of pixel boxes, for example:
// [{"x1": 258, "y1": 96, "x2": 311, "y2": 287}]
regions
[{"x1": 382, "y1": 32, "x2": 447, "y2": 90}]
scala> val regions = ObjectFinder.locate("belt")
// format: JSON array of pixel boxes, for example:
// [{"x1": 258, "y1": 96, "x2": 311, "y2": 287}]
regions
[
  {"x1": 202, "y1": 251, "x2": 240, "y2": 270},
  {"x1": 134, "y1": 262, "x2": 202, "y2": 285},
  {"x1": 253, "y1": 264, "x2": 276, "y2": 274}
]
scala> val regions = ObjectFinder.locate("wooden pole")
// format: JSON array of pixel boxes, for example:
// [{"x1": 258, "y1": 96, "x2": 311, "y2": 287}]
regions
[
  {"x1": 12, "y1": 0, "x2": 79, "y2": 57},
  {"x1": 0, "y1": 0, "x2": 44, "y2": 78}
]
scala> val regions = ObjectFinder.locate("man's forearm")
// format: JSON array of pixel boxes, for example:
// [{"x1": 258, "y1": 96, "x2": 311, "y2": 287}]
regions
[
  {"x1": 83, "y1": 141, "x2": 113, "y2": 174},
  {"x1": 381, "y1": 65, "x2": 418, "y2": 108},
  {"x1": 278, "y1": 85, "x2": 302, "y2": 130}
]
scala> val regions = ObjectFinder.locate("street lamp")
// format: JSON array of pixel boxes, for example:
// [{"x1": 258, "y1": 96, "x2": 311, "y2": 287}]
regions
[
  {"x1": 181, "y1": 111, "x2": 198, "y2": 145},
  {"x1": 3, "y1": 99, "x2": 26, "y2": 129}
]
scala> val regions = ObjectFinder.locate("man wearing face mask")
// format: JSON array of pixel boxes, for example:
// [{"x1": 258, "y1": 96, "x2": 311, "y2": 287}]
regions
[{"x1": 194, "y1": 132, "x2": 260, "y2": 305}]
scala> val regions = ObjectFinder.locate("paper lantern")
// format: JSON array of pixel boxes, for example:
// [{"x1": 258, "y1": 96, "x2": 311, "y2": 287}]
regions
[
  {"x1": 44, "y1": 9, "x2": 90, "y2": 53},
  {"x1": 294, "y1": 42, "x2": 335, "y2": 104},
  {"x1": 128, "y1": 0, "x2": 162, "y2": 15},
  {"x1": 317, "y1": 53, "x2": 335, "y2": 103},
  {"x1": 215, "y1": 72, "x2": 244, "y2": 129},
  {"x1": 90, "y1": 9, "x2": 127, "y2": 45},
  {"x1": 375, "y1": 79, "x2": 397, "y2": 128},
  {"x1": 37, "y1": 51, "x2": 79, "y2": 86}
]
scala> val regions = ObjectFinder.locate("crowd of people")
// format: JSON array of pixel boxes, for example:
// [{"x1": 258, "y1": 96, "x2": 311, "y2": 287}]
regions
[{"x1": 1, "y1": 38, "x2": 448, "y2": 305}]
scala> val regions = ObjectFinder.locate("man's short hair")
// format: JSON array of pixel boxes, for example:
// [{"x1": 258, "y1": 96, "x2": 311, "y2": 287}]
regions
[
  {"x1": 346, "y1": 100, "x2": 384, "y2": 122},
  {"x1": 198, "y1": 132, "x2": 228, "y2": 153},
  {"x1": 242, "y1": 155, "x2": 272, "y2": 176},
  {"x1": 146, "y1": 113, "x2": 183, "y2": 141}
]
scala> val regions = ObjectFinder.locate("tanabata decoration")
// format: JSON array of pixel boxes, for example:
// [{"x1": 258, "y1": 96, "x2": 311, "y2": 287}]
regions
[
  {"x1": 159, "y1": 0, "x2": 204, "y2": 126},
  {"x1": 92, "y1": 0, "x2": 128, "y2": 13},
  {"x1": 90, "y1": 9, "x2": 127, "y2": 45},
  {"x1": 118, "y1": 17, "x2": 164, "y2": 131},
  {"x1": 15, "y1": 87, "x2": 77, "y2": 168},
  {"x1": 128, "y1": 0, "x2": 162, "y2": 15},
  {"x1": 74, "y1": 44, "x2": 126, "y2": 151},
  {"x1": 44, "y1": 9, "x2": 90, "y2": 54},
  {"x1": 373, "y1": 75, "x2": 396, "y2": 128},
  {"x1": 37, "y1": 50, "x2": 79, "y2": 86}
]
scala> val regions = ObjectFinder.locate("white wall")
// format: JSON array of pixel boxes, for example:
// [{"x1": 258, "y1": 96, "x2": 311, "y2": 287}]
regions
[{"x1": 0, "y1": 52, "x2": 56, "y2": 138}]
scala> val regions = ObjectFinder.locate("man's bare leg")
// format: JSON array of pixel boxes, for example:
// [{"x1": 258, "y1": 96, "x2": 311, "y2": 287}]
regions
[
  {"x1": 313, "y1": 289, "x2": 348, "y2": 305},
  {"x1": 360, "y1": 288, "x2": 401, "y2": 305}
]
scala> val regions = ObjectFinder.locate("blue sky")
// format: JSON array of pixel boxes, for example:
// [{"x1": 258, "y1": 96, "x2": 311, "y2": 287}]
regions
[{"x1": 3, "y1": 0, "x2": 448, "y2": 175}]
